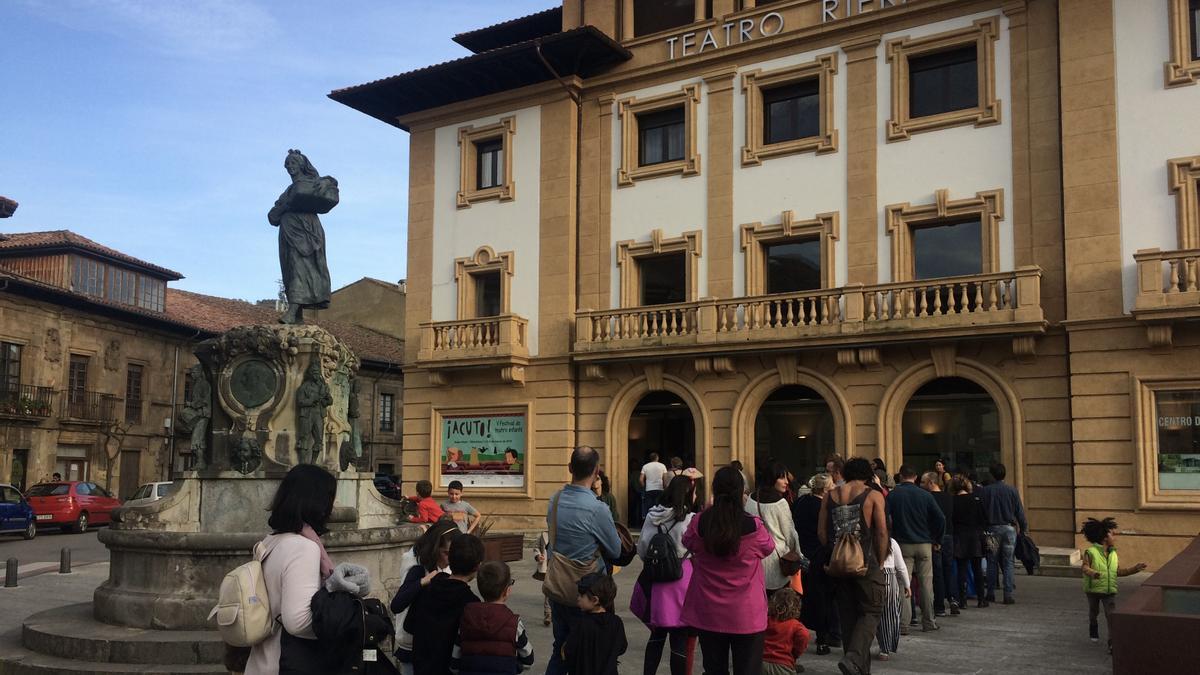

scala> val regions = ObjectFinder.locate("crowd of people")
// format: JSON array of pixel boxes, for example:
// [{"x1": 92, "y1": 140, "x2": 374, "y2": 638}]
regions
[{"x1": 232, "y1": 446, "x2": 1136, "y2": 675}]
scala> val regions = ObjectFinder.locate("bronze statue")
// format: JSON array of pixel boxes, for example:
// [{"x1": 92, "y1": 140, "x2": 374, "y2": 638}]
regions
[
  {"x1": 177, "y1": 364, "x2": 212, "y2": 470},
  {"x1": 268, "y1": 150, "x2": 338, "y2": 324},
  {"x1": 295, "y1": 359, "x2": 332, "y2": 464}
]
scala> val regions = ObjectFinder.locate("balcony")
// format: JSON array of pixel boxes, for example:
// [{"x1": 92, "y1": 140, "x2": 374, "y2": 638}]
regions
[
  {"x1": 417, "y1": 314, "x2": 530, "y2": 385},
  {"x1": 0, "y1": 385, "x2": 56, "y2": 423},
  {"x1": 61, "y1": 390, "x2": 121, "y2": 424},
  {"x1": 1133, "y1": 248, "x2": 1200, "y2": 347},
  {"x1": 574, "y1": 267, "x2": 1045, "y2": 360}
]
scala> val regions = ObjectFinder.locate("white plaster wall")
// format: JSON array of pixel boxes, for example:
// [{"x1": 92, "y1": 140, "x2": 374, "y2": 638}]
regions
[
  {"x1": 732, "y1": 48, "x2": 850, "y2": 296},
  {"x1": 610, "y1": 78, "x2": 709, "y2": 305},
  {"x1": 432, "y1": 106, "x2": 542, "y2": 355},
  {"x1": 875, "y1": 10, "x2": 1014, "y2": 283},
  {"x1": 1114, "y1": 0, "x2": 1200, "y2": 313}
]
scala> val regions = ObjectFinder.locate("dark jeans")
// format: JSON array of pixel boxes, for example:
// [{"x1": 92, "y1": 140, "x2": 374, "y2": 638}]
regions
[
  {"x1": 642, "y1": 490, "x2": 662, "y2": 519},
  {"x1": 956, "y1": 556, "x2": 984, "y2": 606},
  {"x1": 695, "y1": 629, "x2": 764, "y2": 675},
  {"x1": 933, "y1": 534, "x2": 955, "y2": 611},
  {"x1": 545, "y1": 600, "x2": 581, "y2": 675},
  {"x1": 645, "y1": 627, "x2": 693, "y2": 675},
  {"x1": 833, "y1": 566, "x2": 885, "y2": 675}
]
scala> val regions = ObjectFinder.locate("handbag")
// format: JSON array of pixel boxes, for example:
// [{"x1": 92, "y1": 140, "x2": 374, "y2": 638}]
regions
[
  {"x1": 757, "y1": 498, "x2": 804, "y2": 578},
  {"x1": 983, "y1": 531, "x2": 1000, "y2": 555},
  {"x1": 543, "y1": 491, "x2": 602, "y2": 606},
  {"x1": 608, "y1": 522, "x2": 638, "y2": 568}
]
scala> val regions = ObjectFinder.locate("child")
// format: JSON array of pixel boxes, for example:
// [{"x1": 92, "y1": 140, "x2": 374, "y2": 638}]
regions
[
  {"x1": 443, "y1": 480, "x2": 482, "y2": 533},
  {"x1": 562, "y1": 573, "x2": 627, "y2": 675},
  {"x1": 405, "y1": 534, "x2": 484, "y2": 674},
  {"x1": 877, "y1": 537, "x2": 911, "y2": 661},
  {"x1": 409, "y1": 479, "x2": 446, "y2": 524},
  {"x1": 452, "y1": 561, "x2": 535, "y2": 674},
  {"x1": 763, "y1": 588, "x2": 810, "y2": 675},
  {"x1": 1080, "y1": 517, "x2": 1147, "y2": 651}
]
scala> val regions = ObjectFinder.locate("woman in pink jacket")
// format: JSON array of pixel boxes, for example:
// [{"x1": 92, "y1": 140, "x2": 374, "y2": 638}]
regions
[{"x1": 681, "y1": 466, "x2": 775, "y2": 675}]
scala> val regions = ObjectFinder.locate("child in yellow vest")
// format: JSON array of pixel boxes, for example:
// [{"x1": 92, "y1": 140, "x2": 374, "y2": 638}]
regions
[{"x1": 1080, "y1": 517, "x2": 1146, "y2": 652}]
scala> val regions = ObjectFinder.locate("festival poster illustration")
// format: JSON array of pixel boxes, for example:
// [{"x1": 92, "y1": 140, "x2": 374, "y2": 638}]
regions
[{"x1": 439, "y1": 411, "x2": 526, "y2": 488}]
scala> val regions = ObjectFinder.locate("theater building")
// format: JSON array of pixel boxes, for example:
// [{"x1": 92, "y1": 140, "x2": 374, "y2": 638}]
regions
[{"x1": 333, "y1": 0, "x2": 1200, "y2": 565}]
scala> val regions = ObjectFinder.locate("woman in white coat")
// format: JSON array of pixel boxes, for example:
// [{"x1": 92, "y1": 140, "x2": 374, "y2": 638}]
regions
[{"x1": 744, "y1": 462, "x2": 804, "y2": 595}]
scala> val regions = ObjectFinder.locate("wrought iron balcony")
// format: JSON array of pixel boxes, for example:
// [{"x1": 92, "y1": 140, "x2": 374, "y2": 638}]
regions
[
  {"x1": 62, "y1": 390, "x2": 121, "y2": 423},
  {"x1": 574, "y1": 267, "x2": 1045, "y2": 360},
  {"x1": 1133, "y1": 248, "x2": 1200, "y2": 347},
  {"x1": 0, "y1": 385, "x2": 56, "y2": 422},
  {"x1": 417, "y1": 314, "x2": 530, "y2": 385}
]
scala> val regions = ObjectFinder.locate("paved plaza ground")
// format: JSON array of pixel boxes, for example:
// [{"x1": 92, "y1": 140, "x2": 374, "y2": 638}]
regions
[{"x1": 0, "y1": 536, "x2": 1138, "y2": 674}]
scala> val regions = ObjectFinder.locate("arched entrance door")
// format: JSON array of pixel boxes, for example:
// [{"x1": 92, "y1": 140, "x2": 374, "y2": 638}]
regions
[
  {"x1": 753, "y1": 385, "x2": 835, "y2": 485},
  {"x1": 901, "y1": 377, "x2": 1000, "y2": 478},
  {"x1": 627, "y1": 391, "x2": 695, "y2": 527}
]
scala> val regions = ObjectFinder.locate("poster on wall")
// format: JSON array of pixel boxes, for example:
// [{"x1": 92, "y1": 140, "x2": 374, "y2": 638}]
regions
[{"x1": 439, "y1": 411, "x2": 526, "y2": 488}]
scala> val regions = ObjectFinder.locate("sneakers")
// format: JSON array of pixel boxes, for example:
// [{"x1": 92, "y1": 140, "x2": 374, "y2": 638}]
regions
[
  {"x1": 815, "y1": 644, "x2": 832, "y2": 656},
  {"x1": 1003, "y1": 595, "x2": 1016, "y2": 605},
  {"x1": 949, "y1": 601, "x2": 961, "y2": 616},
  {"x1": 922, "y1": 622, "x2": 940, "y2": 632},
  {"x1": 878, "y1": 653, "x2": 891, "y2": 661},
  {"x1": 977, "y1": 599, "x2": 989, "y2": 608},
  {"x1": 1089, "y1": 624, "x2": 1100, "y2": 643},
  {"x1": 935, "y1": 609, "x2": 948, "y2": 617}
]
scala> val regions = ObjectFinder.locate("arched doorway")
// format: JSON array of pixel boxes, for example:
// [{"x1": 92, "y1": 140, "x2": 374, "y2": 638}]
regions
[
  {"x1": 901, "y1": 377, "x2": 1000, "y2": 478},
  {"x1": 753, "y1": 386, "x2": 835, "y2": 486},
  {"x1": 627, "y1": 391, "x2": 695, "y2": 527}
]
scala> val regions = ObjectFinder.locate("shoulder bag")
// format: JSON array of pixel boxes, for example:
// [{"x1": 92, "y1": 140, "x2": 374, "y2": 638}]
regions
[
  {"x1": 542, "y1": 491, "x2": 602, "y2": 606},
  {"x1": 756, "y1": 498, "x2": 805, "y2": 578}
]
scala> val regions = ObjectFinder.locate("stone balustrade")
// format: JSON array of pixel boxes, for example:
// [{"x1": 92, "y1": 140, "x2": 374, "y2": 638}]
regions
[
  {"x1": 417, "y1": 314, "x2": 530, "y2": 371},
  {"x1": 1135, "y1": 247, "x2": 1200, "y2": 317}
]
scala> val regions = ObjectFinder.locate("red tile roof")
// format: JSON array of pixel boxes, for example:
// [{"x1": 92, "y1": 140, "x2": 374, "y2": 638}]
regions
[{"x1": 0, "y1": 230, "x2": 183, "y2": 279}]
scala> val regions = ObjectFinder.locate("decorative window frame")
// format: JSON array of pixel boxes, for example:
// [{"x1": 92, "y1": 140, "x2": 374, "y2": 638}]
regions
[
  {"x1": 1133, "y1": 375, "x2": 1200, "y2": 510},
  {"x1": 885, "y1": 188, "x2": 1003, "y2": 282},
  {"x1": 617, "y1": 84, "x2": 702, "y2": 186},
  {"x1": 454, "y1": 246, "x2": 515, "y2": 319},
  {"x1": 1165, "y1": 0, "x2": 1200, "y2": 87},
  {"x1": 616, "y1": 229, "x2": 703, "y2": 307},
  {"x1": 456, "y1": 117, "x2": 516, "y2": 208},
  {"x1": 740, "y1": 211, "x2": 840, "y2": 295},
  {"x1": 1169, "y1": 155, "x2": 1200, "y2": 248},
  {"x1": 885, "y1": 16, "x2": 1001, "y2": 142},
  {"x1": 741, "y1": 53, "x2": 839, "y2": 166}
]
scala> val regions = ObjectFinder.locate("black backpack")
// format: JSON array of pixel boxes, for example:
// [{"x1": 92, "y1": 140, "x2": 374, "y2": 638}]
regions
[{"x1": 643, "y1": 523, "x2": 683, "y2": 583}]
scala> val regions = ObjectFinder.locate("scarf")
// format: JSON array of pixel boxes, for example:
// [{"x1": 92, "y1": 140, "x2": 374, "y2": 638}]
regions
[{"x1": 300, "y1": 524, "x2": 335, "y2": 581}]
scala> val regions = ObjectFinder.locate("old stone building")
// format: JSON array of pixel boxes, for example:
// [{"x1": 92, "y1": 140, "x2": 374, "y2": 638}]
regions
[
  {"x1": 333, "y1": 0, "x2": 1200, "y2": 565},
  {"x1": 0, "y1": 230, "x2": 405, "y2": 497}
]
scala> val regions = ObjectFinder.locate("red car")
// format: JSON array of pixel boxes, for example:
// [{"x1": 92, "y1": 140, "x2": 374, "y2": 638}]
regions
[{"x1": 25, "y1": 481, "x2": 121, "y2": 533}]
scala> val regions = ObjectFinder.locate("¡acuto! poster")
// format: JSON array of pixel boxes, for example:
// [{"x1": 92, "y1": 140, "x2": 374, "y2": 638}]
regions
[{"x1": 439, "y1": 411, "x2": 526, "y2": 488}]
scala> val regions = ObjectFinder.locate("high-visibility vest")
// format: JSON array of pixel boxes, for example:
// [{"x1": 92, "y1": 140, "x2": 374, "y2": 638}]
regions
[{"x1": 1083, "y1": 545, "x2": 1119, "y2": 595}]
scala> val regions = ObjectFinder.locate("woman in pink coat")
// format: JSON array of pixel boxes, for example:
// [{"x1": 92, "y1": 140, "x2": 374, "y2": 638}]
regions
[{"x1": 681, "y1": 466, "x2": 775, "y2": 675}]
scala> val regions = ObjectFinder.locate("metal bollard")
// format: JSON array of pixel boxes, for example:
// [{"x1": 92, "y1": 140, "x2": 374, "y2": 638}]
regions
[
  {"x1": 59, "y1": 548, "x2": 71, "y2": 575},
  {"x1": 4, "y1": 558, "x2": 16, "y2": 588}
]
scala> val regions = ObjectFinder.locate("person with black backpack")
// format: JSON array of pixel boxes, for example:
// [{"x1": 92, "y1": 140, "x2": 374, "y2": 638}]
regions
[{"x1": 631, "y1": 477, "x2": 696, "y2": 675}]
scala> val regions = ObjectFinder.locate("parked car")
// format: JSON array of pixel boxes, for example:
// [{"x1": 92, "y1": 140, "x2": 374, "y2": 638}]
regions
[
  {"x1": 124, "y1": 481, "x2": 175, "y2": 507},
  {"x1": 0, "y1": 483, "x2": 36, "y2": 540},
  {"x1": 26, "y1": 481, "x2": 121, "y2": 533}
]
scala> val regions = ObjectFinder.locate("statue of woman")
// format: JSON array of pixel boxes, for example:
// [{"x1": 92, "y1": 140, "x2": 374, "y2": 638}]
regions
[{"x1": 268, "y1": 149, "x2": 338, "y2": 324}]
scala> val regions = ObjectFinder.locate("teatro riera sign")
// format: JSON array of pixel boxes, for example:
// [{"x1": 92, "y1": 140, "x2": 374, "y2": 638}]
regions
[{"x1": 664, "y1": 0, "x2": 909, "y2": 60}]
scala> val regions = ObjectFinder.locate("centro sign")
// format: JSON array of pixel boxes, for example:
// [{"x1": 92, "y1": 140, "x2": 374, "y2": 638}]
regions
[{"x1": 665, "y1": 12, "x2": 784, "y2": 60}]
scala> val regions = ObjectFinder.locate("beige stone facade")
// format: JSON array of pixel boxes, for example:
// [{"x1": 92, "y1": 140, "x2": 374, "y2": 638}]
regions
[{"x1": 333, "y1": 0, "x2": 1200, "y2": 566}]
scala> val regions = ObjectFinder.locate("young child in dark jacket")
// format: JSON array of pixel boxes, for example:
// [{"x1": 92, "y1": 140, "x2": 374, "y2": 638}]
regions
[
  {"x1": 405, "y1": 534, "x2": 484, "y2": 675},
  {"x1": 451, "y1": 561, "x2": 535, "y2": 674},
  {"x1": 562, "y1": 574, "x2": 627, "y2": 675}
]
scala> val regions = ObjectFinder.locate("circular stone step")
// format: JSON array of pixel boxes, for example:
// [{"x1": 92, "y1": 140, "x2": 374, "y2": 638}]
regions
[
  {"x1": 0, "y1": 629, "x2": 224, "y2": 675},
  {"x1": 19, "y1": 604, "x2": 224, "y2": 666}
]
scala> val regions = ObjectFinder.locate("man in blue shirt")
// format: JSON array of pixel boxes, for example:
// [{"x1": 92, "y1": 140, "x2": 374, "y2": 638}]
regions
[
  {"x1": 977, "y1": 463, "x2": 1027, "y2": 604},
  {"x1": 543, "y1": 446, "x2": 620, "y2": 675},
  {"x1": 886, "y1": 464, "x2": 946, "y2": 632}
]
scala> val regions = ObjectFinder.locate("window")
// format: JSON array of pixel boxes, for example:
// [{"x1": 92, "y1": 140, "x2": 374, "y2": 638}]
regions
[
  {"x1": 912, "y1": 220, "x2": 983, "y2": 280},
  {"x1": 138, "y1": 277, "x2": 165, "y2": 312},
  {"x1": 1152, "y1": 389, "x2": 1200, "y2": 492},
  {"x1": 1191, "y1": 0, "x2": 1199, "y2": 60},
  {"x1": 638, "y1": 108, "x2": 685, "y2": 166},
  {"x1": 741, "y1": 211, "x2": 839, "y2": 295},
  {"x1": 71, "y1": 256, "x2": 105, "y2": 297},
  {"x1": 886, "y1": 189, "x2": 1002, "y2": 283},
  {"x1": 454, "y1": 246, "x2": 514, "y2": 320},
  {"x1": 125, "y1": 364, "x2": 144, "y2": 424},
  {"x1": 183, "y1": 370, "x2": 194, "y2": 403},
  {"x1": 765, "y1": 239, "x2": 822, "y2": 294},
  {"x1": 107, "y1": 267, "x2": 136, "y2": 305},
  {"x1": 131, "y1": 484, "x2": 151, "y2": 500},
  {"x1": 476, "y1": 139, "x2": 503, "y2": 190},
  {"x1": 1169, "y1": 156, "x2": 1200, "y2": 249},
  {"x1": 618, "y1": 84, "x2": 701, "y2": 185},
  {"x1": 156, "y1": 484, "x2": 170, "y2": 497},
  {"x1": 639, "y1": 252, "x2": 687, "y2": 306},
  {"x1": 886, "y1": 17, "x2": 1000, "y2": 141},
  {"x1": 0, "y1": 486, "x2": 20, "y2": 503},
  {"x1": 741, "y1": 54, "x2": 838, "y2": 165},
  {"x1": 457, "y1": 117, "x2": 515, "y2": 207},
  {"x1": 475, "y1": 270, "x2": 502, "y2": 317},
  {"x1": 1167, "y1": 0, "x2": 1200, "y2": 86},
  {"x1": 633, "y1": 0, "x2": 699, "y2": 37},
  {"x1": 68, "y1": 355, "x2": 89, "y2": 399},
  {"x1": 1, "y1": 342, "x2": 20, "y2": 394},
  {"x1": 91, "y1": 484, "x2": 111, "y2": 498},
  {"x1": 75, "y1": 483, "x2": 91, "y2": 496},
  {"x1": 380, "y1": 393, "x2": 395, "y2": 433}
]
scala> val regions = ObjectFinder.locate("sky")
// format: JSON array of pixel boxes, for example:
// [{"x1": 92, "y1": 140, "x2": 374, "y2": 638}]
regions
[{"x1": 1, "y1": 0, "x2": 551, "y2": 300}]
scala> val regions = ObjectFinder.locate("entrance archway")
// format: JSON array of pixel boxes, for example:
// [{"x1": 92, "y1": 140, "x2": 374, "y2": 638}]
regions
[
  {"x1": 753, "y1": 386, "x2": 835, "y2": 485},
  {"x1": 627, "y1": 391, "x2": 695, "y2": 527},
  {"x1": 901, "y1": 377, "x2": 1000, "y2": 478}
]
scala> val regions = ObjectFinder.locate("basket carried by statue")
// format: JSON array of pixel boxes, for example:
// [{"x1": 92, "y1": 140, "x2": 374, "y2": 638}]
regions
[{"x1": 287, "y1": 176, "x2": 340, "y2": 214}]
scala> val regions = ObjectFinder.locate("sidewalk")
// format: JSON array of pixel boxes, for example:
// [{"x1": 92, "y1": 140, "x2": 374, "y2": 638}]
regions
[{"x1": 0, "y1": 562, "x2": 109, "y2": 636}]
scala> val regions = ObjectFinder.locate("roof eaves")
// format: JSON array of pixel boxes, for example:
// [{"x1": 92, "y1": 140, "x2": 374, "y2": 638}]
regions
[{"x1": 452, "y1": 6, "x2": 563, "y2": 53}]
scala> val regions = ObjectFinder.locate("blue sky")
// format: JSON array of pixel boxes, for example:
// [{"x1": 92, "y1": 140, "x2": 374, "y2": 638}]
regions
[{"x1": 1, "y1": 0, "x2": 551, "y2": 300}]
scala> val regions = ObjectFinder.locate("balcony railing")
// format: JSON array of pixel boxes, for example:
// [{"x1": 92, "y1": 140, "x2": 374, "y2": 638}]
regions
[
  {"x1": 575, "y1": 267, "x2": 1044, "y2": 358},
  {"x1": 0, "y1": 385, "x2": 56, "y2": 421},
  {"x1": 1135, "y1": 248, "x2": 1200, "y2": 319},
  {"x1": 62, "y1": 390, "x2": 121, "y2": 423},
  {"x1": 417, "y1": 314, "x2": 530, "y2": 367}
]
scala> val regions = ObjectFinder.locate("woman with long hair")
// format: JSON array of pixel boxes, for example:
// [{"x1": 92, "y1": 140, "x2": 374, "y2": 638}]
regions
[
  {"x1": 951, "y1": 477, "x2": 989, "y2": 609},
  {"x1": 633, "y1": 477, "x2": 698, "y2": 675},
  {"x1": 246, "y1": 464, "x2": 337, "y2": 675},
  {"x1": 793, "y1": 473, "x2": 840, "y2": 655},
  {"x1": 746, "y1": 462, "x2": 804, "y2": 596},
  {"x1": 681, "y1": 466, "x2": 774, "y2": 675}
]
